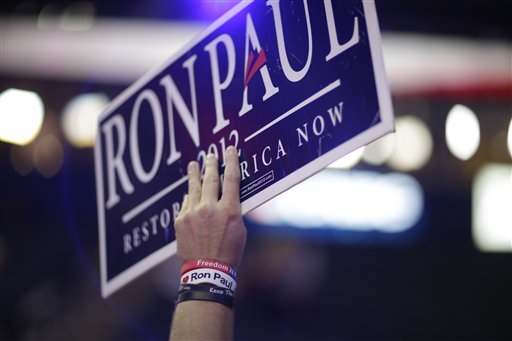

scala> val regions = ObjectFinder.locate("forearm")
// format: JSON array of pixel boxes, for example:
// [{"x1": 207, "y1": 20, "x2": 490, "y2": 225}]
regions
[
  {"x1": 169, "y1": 148, "x2": 244, "y2": 341},
  {"x1": 170, "y1": 301, "x2": 233, "y2": 341}
]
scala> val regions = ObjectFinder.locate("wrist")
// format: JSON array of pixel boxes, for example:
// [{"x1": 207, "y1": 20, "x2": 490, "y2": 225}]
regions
[{"x1": 177, "y1": 259, "x2": 238, "y2": 309}]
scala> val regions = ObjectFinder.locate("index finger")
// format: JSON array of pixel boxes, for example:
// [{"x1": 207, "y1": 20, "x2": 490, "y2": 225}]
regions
[{"x1": 220, "y1": 146, "x2": 241, "y2": 206}]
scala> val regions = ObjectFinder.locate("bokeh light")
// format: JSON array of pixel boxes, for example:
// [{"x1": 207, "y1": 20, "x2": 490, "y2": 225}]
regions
[
  {"x1": 38, "y1": 3, "x2": 61, "y2": 29},
  {"x1": 363, "y1": 133, "x2": 395, "y2": 165},
  {"x1": 387, "y1": 116, "x2": 433, "y2": 172},
  {"x1": 38, "y1": 1, "x2": 96, "y2": 31},
  {"x1": 0, "y1": 88, "x2": 44, "y2": 146},
  {"x1": 33, "y1": 134, "x2": 64, "y2": 178},
  {"x1": 328, "y1": 147, "x2": 365, "y2": 169},
  {"x1": 61, "y1": 93, "x2": 109, "y2": 148},
  {"x1": 446, "y1": 104, "x2": 480, "y2": 160},
  {"x1": 60, "y1": 1, "x2": 96, "y2": 31},
  {"x1": 196, "y1": 1, "x2": 240, "y2": 20},
  {"x1": 248, "y1": 170, "x2": 423, "y2": 232},
  {"x1": 473, "y1": 163, "x2": 512, "y2": 252}
]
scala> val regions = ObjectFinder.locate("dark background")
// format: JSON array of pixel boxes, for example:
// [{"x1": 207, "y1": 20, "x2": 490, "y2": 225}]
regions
[{"x1": 1, "y1": 1, "x2": 511, "y2": 340}]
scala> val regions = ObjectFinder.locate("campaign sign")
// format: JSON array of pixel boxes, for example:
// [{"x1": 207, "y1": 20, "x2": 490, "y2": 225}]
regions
[{"x1": 95, "y1": 0, "x2": 393, "y2": 297}]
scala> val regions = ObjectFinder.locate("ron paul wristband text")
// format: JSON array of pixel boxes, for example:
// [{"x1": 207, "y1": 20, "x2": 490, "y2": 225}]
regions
[
  {"x1": 178, "y1": 260, "x2": 238, "y2": 308},
  {"x1": 180, "y1": 268, "x2": 236, "y2": 290},
  {"x1": 181, "y1": 259, "x2": 237, "y2": 278}
]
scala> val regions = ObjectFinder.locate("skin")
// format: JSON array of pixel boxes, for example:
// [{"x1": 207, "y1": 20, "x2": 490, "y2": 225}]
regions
[{"x1": 170, "y1": 146, "x2": 247, "y2": 341}]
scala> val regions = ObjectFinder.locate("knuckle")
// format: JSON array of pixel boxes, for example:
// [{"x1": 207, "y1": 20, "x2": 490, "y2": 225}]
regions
[
  {"x1": 180, "y1": 214, "x2": 195, "y2": 230},
  {"x1": 197, "y1": 203, "x2": 216, "y2": 219},
  {"x1": 188, "y1": 186, "x2": 201, "y2": 195},
  {"x1": 175, "y1": 214, "x2": 186, "y2": 226},
  {"x1": 220, "y1": 204, "x2": 240, "y2": 221},
  {"x1": 175, "y1": 213, "x2": 193, "y2": 230},
  {"x1": 223, "y1": 171, "x2": 241, "y2": 183},
  {"x1": 203, "y1": 173, "x2": 219, "y2": 184}
]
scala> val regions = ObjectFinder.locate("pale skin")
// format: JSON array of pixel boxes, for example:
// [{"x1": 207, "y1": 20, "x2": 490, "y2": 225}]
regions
[{"x1": 170, "y1": 145, "x2": 247, "y2": 341}]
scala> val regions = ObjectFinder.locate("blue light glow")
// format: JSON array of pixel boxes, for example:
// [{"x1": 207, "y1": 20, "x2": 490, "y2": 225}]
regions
[{"x1": 248, "y1": 169, "x2": 424, "y2": 233}]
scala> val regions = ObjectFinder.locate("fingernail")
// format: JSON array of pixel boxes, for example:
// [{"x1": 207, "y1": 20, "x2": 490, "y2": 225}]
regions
[
  {"x1": 227, "y1": 146, "x2": 236, "y2": 154},
  {"x1": 188, "y1": 161, "x2": 196, "y2": 172},
  {"x1": 207, "y1": 153, "x2": 216, "y2": 160}
]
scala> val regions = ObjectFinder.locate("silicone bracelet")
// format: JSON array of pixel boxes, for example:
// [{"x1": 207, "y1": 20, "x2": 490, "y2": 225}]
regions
[
  {"x1": 181, "y1": 259, "x2": 237, "y2": 278},
  {"x1": 177, "y1": 290, "x2": 234, "y2": 309},
  {"x1": 181, "y1": 268, "x2": 236, "y2": 290},
  {"x1": 179, "y1": 283, "x2": 235, "y2": 298}
]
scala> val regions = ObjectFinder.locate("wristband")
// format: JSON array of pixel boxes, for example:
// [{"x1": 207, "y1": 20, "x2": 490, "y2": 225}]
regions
[
  {"x1": 181, "y1": 259, "x2": 237, "y2": 278},
  {"x1": 177, "y1": 289, "x2": 234, "y2": 309},
  {"x1": 181, "y1": 268, "x2": 236, "y2": 290},
  {"x1": 179, "y1": 283, "x2": 235, "y2": 298}
]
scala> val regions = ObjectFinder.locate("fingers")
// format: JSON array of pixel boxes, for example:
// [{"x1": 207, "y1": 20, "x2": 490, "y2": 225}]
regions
[
  {"x1": 186, "y1": 161, "x2": 201, "y2": 206},
  {"x1": 177, "y1": 194, "x2": 189, "y2": 219},
  {"x1": 220, "y1": 146, "x2": 241, "y2": 206},
  {"x1": 185, "y1": 148, "x2": 239, "y2": 208},
  {"x1": 201, "y1": 154, "x2": 220, "y2": 203}
]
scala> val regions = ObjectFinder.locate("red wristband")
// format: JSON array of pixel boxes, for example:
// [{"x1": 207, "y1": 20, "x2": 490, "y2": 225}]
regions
[{"x1": 181, "y1": 259, "x2": 237, "y2": 278}]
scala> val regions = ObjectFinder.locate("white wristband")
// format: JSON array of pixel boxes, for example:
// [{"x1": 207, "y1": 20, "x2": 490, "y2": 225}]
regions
[{"x1": 181, "y1": 268, "x2": 236, "y2": 291}]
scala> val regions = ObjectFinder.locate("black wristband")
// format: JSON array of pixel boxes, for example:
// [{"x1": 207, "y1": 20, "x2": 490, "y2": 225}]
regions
[
  {"x1": 179, "y1": 283, "x2": 235, "y2": 298},
  {"x1": 177, "y1": 290, "x2": 234, "y2": 309}
]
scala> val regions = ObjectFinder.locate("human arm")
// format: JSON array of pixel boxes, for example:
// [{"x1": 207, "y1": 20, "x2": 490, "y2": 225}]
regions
[{"x1": 170, "y1": 146, "x2": 246, "y2": 341}]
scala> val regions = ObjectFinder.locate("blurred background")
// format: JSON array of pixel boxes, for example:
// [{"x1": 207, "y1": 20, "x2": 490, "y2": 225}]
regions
[{"x1": 1, "y1": 0, "x2": 511, "y2": 340}]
